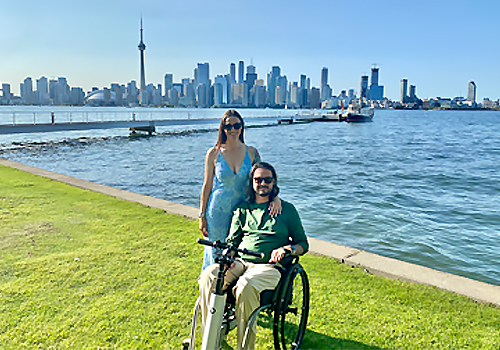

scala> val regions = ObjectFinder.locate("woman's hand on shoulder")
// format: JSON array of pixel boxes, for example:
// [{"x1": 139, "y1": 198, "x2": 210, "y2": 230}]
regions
[{"x1": 269, "y1": 196, "x2": 282, "y2": 217}]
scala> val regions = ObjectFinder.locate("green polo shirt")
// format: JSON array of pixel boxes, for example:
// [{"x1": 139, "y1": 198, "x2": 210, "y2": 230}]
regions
[{"x1": 226, "y1": 200, "x2": 309, "y2": 263}]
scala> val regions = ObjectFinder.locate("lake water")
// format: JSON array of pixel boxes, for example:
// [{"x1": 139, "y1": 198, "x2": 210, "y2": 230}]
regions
[{"x1": 1, "y1": 107, "x2": 499, "y2": 286}]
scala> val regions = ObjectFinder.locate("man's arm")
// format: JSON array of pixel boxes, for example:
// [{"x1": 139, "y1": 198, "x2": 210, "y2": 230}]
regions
[
  {"x1": 226, "y1": 206, "x2": 244, "y2": 247},
  {"x1": 269, "y1": 244, "x2": 305, "y2": 263},
  {"x1": 269, "y1": 201, "x2": 309, "y2": 263}
]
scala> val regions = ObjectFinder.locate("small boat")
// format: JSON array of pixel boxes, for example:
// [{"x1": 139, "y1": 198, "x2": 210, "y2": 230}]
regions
[
  {"x1": 343, "y1": 101, "x2": 374, "y2": 123},
  {"x1": 314, "y1": 111, "x2": 341, "y2": 122}
]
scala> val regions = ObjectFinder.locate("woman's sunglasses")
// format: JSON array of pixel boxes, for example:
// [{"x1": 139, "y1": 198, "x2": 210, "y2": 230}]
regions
[
  {"x1": 223, "y1": 122, "x2": 242, "y2": 131},
  {"x1": 253, "y1": 176, "x2": 274, "y2": 184}
]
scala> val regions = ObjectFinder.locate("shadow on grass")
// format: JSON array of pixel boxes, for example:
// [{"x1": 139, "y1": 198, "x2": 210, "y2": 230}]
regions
[
  {"x1": 300, "y1": 328, "x2": 385, "y2": 350},
  {"x1": 254, "y1": 314, "x2": 384, "y2": 350}
]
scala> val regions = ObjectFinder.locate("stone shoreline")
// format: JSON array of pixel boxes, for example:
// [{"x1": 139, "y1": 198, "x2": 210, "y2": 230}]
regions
[{"x1": 1, "y1": 157, "x2": 499, "y2": 307}]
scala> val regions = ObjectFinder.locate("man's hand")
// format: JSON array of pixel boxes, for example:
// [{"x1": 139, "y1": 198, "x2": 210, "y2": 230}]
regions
[{"x1": 269, "y1": 247, "x2": 290, "y2": 263}]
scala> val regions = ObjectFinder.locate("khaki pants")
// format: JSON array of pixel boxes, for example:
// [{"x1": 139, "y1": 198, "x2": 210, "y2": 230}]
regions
[{"x1": 198, "y1": 259, "x2": 281, "y2": 350}]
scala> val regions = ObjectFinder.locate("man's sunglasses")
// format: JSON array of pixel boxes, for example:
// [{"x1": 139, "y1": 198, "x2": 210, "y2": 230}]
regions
[
  {"x1": 223, "y1": 122, "x2": 242, "y2": 131},
  {"x1": 253, "y1": 176, "x2": 274, "y2": 184}
]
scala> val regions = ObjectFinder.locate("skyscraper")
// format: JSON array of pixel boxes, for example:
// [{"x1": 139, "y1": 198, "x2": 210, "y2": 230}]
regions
[
  {"x1": 360, "y1": 75, "x2": 369, "y2": 99},
  {"x1": 2, "y1": 83, "x2": 12, "y2": 102},
  {"x1": 320, "y1": 67, "x2": 328, "y2": 87},
  {"x1": 369, "y1": 66, "x2": 384, "y2": 101},
  {"x1": 37, "y1": 76, "x2": 49, "y2": 104},
  {"x1": 229, "y1": 63, "x2": 236, "y2": 84},
  {"x1": 245, "y1": 65, "x2": 257, "y2": 89},
  {"x1": 196, "y1": 62, "x2": 210, "y2": 107},
  {"x1": 21, "y1": 77, "x2": 34, "y2": 103},
  {"x1": 238, "y1": 61, "x2": 244, "y2": 84},
  {"x1": 409, "y1": 85, "x2": 416, "y2": 103},
  {"x1": 267, "y1": 66, "x2": 281, "y2": 107},
  {"x1": 370, "y1": 67, "x2": 379, "y2": 86},
  {"x1": 467, "y1": 81, "x2": 476, "y2": 103},
  {"x1": 400, "y1": 79, "x2": 408, "y2": 103},
  {"x1": 164, "y1": 74, "x2": 173, "y2": 97},
  {"x1": 320, "y1": 67, "x2": 330, "y2": 101},
  {"x1": 138, "y1": 18, "x2": 147, "y2": 104}
]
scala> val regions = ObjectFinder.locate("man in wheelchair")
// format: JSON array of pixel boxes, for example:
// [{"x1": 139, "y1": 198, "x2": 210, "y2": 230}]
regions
[{"x1": 198, "y1": 162, "x2": 309, "y2": 349}]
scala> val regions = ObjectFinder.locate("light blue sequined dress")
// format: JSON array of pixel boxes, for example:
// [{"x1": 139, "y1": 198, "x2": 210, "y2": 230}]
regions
[{"x1": 203, "y1": 148, "x2": 253, "y2": 270}]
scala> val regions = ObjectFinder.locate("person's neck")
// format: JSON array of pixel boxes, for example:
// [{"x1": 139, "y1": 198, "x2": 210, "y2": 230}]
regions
[
  {"x1": 223, "y1": 139, "x2": 241, "y2": 150},
  {"x1": 255, "y1": 196, "x2": 270, "y2": 204}
]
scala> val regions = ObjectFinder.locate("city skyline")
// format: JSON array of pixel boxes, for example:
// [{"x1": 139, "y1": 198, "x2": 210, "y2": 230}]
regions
[{"x1": 1, "y1": 0, "x2": 500, "y2": 101}]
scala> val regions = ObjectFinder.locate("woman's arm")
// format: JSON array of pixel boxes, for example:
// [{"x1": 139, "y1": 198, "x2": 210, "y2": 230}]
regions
[
  {"x1": 199, "y1": 147, "x2": 217, "y2": 237},
  {"x1": 248, "y1": 146, "x2": 261, "y2": 164},
  {"x1": 269, "y1": 196, "x2": 282, "y2": 216}
]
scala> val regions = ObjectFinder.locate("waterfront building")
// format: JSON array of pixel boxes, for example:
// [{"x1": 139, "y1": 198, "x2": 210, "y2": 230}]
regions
[
  {"x1": 246, "y1": 64, "x2": 257, "y2": 90},
  {"x1": 310, "y1": 87, "x2": 320, "y2": 109},
  {"x1": 168, "y1": 88, "x2": 179, "y2": 106},
  {"x1": 54, "y1": 77, "x2": 70, "y2": 105},
  {"x1": 153, "y1": 84, "x2": 162, "y2": 105},
  {"x1": 320, "y1": 67, "x2": 330, "y2": 101},
  {"x1": 37, "y1": 76, "x2": 50, "y2": 105},
  {"x1": 482, "y1": 98, "x2": 499, "y2": 108},
  {"x1": 180, "y1": 82, "x2": 195, "y2": 107},
  {"x1": 253, "y1": 81, "x2": 266, "y2": 107},
  {"x1": 400, "y1": 79, "x2": 408, "y2": 103},
  {"x1": 275, "y1": 86, "x2": 281, "y2": 105},
  {"x1": 409, "y1": 85, "x2": 416, "y2": 103},
  {"x1": 172, "y1": 83, "x2": 183, "y2": 96},
  {"x1": 467, "y1": 81, "x2": 477, "y2": 103},
  {"x1": 21, "y1": 77, "x2": 35, "y2": 104},
  {"x1": 231, "y1": 83, "x2": 248, "y2": 106},
  {"x1": 290, "y1": 82, "x2": 299, "y2": 108},
  {"x1": 229, "y1": 63, "x2": 236, "y2": 84},
  {"x1": 138, "y1": 18, "x2": 147, "y2": 105},
  {"x1": 321, "y1": 67, "x2": 328, "y2": 87},
  {"x1": 196, "y1": 83, "x2": 207, "y2": 107},
  {"x1": 164, "y1": 74, "x2": 173, "y2": 97},
  {"x1": 1, "y1": 83, "x2": 12, "y2": 103},
  {"x1": 277, "y1": 75, "x2": 288, "y2": 105},
  {"x1": 110, "y1": 84, "x2": 124, "y2": 105},
  {"x1": 266, "y1": 66, "x2": 281, "y2": 107},
  {"x1": 238, "y1": 60, "x2": 244, "y2": 83},
  {"x1": 127, "y1": 80, "x2": 139, "y2": 105},
  {"x1": 369, "y1": 67, "x2": 384, "y2": 101},
  {"x1": 214, "y1": 83, "x2": 224, "y2": 106},
  {"x1": 214, "y1": 75, "x2": 228, "y2": 104},
  {"x1": 70, "y1": 87, "x2": 85, "y2": 105},
  {"x1": 360, "y1": 75, "x2": 369, "y2": 99},
  {"x1": 348, "y1": 89, "x2": 355, "y2": 100},
  {"x1": 196, "y1": 62, "x2": 210, "y2": 107}
]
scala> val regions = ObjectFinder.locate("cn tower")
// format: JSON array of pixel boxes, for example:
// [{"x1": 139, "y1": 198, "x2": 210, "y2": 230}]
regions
[{"x1": 138, "y1": 17, "x2": 146, "y2": 104}]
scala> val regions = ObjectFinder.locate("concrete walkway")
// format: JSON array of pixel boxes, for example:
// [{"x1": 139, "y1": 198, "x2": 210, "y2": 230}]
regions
[{"x1": 2, "y1": 157, "x2": 499, "y2": 307}]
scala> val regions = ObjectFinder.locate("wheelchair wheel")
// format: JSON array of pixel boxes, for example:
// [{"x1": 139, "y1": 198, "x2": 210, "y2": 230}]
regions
[{"x1": 274, "y1": 264, "x2": 309, "y2": 350}]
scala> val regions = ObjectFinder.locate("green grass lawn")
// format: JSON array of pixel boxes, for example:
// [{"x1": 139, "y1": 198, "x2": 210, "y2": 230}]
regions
[{"x1": 1, "y1": 164, "x2": 499, "y2": 349}]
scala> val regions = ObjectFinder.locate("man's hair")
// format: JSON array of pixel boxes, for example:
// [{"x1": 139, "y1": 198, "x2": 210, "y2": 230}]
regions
[{"x1": 246, "y1": 162, "x2": 280, "y2": 203}]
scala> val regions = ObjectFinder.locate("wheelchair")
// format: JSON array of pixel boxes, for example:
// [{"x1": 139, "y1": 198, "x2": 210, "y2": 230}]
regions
[{"x1": 183, "y1": 239, "x2": 310, "y2": 350}]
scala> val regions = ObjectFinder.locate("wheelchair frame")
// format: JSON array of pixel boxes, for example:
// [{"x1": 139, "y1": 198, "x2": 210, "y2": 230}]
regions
[{"x1": 183, "y1": 239, "x2": 309, "y2": 350}]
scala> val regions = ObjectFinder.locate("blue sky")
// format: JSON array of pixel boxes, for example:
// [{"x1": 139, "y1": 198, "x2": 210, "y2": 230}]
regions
[{"x1": 1, "y1": 0, "x2": 499, "y2": 101}]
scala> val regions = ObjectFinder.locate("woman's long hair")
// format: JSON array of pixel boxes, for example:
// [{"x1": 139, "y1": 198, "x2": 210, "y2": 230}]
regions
[
  {"x1": 216, "y1": 109, "x2": 245, "y2": 147},
  {"x1": 246, "y1": 162, "x2": 280, "y2": 203}
]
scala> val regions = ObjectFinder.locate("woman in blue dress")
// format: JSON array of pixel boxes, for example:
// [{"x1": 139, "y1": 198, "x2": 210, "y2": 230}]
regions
[{"x1": 199, "y1": 110, "x2": 280, "y2": 270}]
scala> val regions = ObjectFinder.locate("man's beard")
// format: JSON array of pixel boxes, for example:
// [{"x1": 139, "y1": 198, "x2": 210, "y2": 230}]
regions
[{"x1": 256, "y1": 185, "x2": 272, "y2": 198}]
